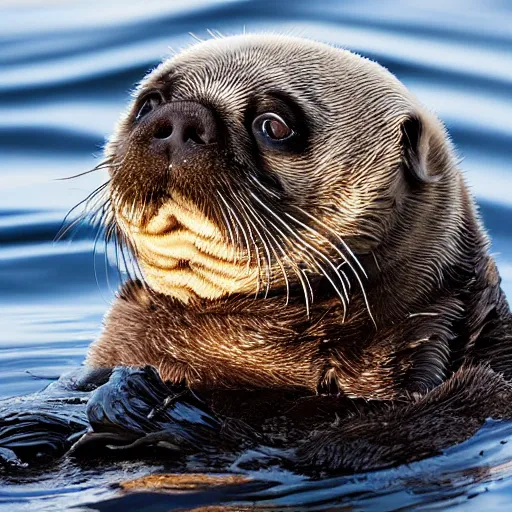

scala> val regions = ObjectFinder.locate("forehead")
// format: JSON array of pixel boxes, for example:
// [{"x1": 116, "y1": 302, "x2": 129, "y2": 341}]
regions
[{"x1": 143, "y1": 36, "x2": 354, "y2": 108}]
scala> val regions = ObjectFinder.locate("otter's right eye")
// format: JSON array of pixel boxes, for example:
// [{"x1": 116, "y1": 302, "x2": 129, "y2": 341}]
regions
[{"x1": 135, "y1": 93, "x2": 163, "y2": 121}]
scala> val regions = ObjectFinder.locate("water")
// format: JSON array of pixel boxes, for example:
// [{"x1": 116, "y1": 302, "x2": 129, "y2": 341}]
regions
[{"x1": 0, "y1": 0, "x2": 511, "y2": 509}]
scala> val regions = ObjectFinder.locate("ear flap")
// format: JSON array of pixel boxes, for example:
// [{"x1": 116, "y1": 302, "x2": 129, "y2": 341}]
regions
[{"x1": 401, "y1": 114, "x2": 439, "y2": 185}]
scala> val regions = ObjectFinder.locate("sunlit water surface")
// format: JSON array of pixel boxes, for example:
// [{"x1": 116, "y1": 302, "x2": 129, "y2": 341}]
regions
[{"x1": 0, "y1": 0, "x2": 511, "y2": 510}]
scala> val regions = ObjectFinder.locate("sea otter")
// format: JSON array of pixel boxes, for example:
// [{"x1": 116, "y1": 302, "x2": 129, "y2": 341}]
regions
[{"x1": 2, "y1": 35, "x2": 512, "y2": 473}]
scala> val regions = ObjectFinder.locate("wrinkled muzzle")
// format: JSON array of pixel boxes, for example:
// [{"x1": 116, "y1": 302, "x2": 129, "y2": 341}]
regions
[{"x1": 115, "y1": 197, "x2": 259, "y2": 302}]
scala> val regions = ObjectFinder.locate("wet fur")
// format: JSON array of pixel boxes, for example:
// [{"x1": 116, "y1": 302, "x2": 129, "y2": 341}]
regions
[{"x1": 84, "y1": 35, "x2": 512, "y2": 471}]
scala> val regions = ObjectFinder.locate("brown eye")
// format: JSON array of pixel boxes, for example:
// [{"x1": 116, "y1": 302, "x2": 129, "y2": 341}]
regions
[
  {"x1": 262, "y1": 117, "x2": 292, "y2": 140},
  {"x1": 253, "y1": 113, "x2": 294, "y2": 143},
  {"x1": 135, "y1": 92, "x2": 163, "y2": 121}
]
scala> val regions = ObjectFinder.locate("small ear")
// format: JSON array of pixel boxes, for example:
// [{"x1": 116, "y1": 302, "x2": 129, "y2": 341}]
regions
[{"x1": 401, "y1": 114, "x2": 438, "y2": 185}]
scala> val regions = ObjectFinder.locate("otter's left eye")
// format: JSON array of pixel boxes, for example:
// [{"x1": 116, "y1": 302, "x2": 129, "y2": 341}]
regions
[{"x1": 253, "y1": 113, "x2": 294, "y2": 142}]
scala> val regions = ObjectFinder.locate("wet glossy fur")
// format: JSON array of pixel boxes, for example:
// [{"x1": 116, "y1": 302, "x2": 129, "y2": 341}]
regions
[{"x1": 84, "y1": 35, "x2": 512, "y2": 470}]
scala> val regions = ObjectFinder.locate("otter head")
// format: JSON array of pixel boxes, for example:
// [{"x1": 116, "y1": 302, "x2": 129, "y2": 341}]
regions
[{"x1": 105, "y1": 34, "x2": 459, "y2": 320}]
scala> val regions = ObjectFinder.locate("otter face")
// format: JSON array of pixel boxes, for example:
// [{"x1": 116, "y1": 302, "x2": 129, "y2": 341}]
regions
[{"x1": 105, "y1": 34, "x2": 451, "y2": 311}]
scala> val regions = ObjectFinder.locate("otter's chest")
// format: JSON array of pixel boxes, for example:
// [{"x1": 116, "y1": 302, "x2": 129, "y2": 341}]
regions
[
  {"x1": 155, "y1": 307, "x2": 325, "y2": 390},
  {"x1": 90, "y1": 287, "x2": 335, "y2": 391}
]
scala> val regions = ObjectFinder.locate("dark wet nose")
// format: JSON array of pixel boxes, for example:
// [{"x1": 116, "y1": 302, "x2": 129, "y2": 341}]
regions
[{"x1": 150, "y1": 102, "x2": 218, "y2": 159}]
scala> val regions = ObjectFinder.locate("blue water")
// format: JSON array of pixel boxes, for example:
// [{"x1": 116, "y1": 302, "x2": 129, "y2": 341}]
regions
[{"x1": 0, "y1": 0, "x2": 511, "y2": 510}]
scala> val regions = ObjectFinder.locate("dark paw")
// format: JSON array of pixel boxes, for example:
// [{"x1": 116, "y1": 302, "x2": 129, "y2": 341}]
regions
[
  {"x1": 71, "y1": 366, "x2": 237, "y2": 455},
  {"x1": 0, "y1": 365, "x2": 259, "y2": 466}
]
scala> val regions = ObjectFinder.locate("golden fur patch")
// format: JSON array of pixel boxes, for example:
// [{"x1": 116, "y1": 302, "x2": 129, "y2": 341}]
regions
[
  {"x1": 116, "y1": 196, "x2": 259, "y2": 301},
  {"x1": 120, "y1": 472, "x2": 251, "y2": 491}
]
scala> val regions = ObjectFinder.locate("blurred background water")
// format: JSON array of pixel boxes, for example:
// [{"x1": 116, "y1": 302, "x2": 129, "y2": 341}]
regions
[{"x1": 0, "y1": 0, "x2": 511, "y2": 510}]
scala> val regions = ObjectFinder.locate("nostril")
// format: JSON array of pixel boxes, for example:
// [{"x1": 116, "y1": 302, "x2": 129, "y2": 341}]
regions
[
  {"x1": 154, "y1": 124, "x2": 173, "y2": 139},
  {"x1": 183, "y1": 126, "x2": 207, "y2": 145}
]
